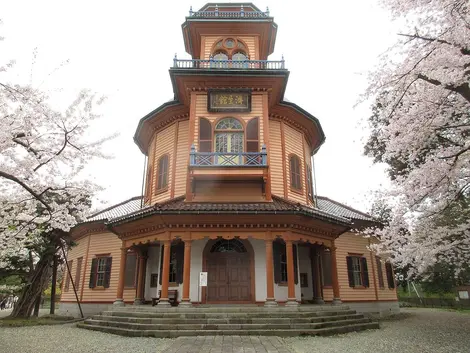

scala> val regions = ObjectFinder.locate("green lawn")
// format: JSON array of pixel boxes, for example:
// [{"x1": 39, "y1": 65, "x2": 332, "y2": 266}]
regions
[{"x1": 0, "y1": 315, "x2": 74, "y2": 327}]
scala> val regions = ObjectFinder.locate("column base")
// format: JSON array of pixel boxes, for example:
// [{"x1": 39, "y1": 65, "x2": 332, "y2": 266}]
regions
[
  {"x1": 158, "y1": 299, "x2": 171, "y2": 306},
  {"x1": 285, "y1": 299, "x2": 299, "y2": 306},
  {"x1": 332, "y1": 298, "x2": 342, "y2": 305},
  {"x1": 179, "y1": 300, "x2": 192, "y2": 307},
  {"x1": 264, "y1": 299, "x2": 278, "y2": 307},
  {"x1": 314, "y1": 297, "x2": 325, "y2": 305},
  {"x1": 113, "y1": 299, "x2": 125, "y2": 306},
  {"x1": 133, "y1": 298, "x2": 144, "y2": 305}
]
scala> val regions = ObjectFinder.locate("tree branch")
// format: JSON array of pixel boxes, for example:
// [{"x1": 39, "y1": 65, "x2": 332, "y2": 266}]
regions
[
  {"x1": 439, "y1": 145, "x2": 470, "y2": 160},
  {"x1": 398, "y1": 33, "x2": 470, "y2": 55},
  {"x1": 0, "y1": 171, "x2": 51, "y2": 212},
  {"x1": 33, "y1": 131, "x2": 69, "y2": 172},
  {"x1": 417, "y1": 74, "x2": 470, "y2": 104},
  {"x1": 12, "y1": 137, "x2": 39, "y2": 156}
]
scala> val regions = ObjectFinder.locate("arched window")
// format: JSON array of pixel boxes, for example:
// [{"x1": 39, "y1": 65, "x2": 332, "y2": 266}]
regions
[
  {"x1": 215, "y1": 117, "x2": 243, "y2": 130},
  {"x1": 215, "y1": 117, "x2": 243, "y2": 153},
  {"x1": 232, "y1": 52, "x2": 248, "y2": 68},
  {"x1": 210, "y1": 38, "x2": 249, "y2": 68},
  {"x1": 210, "y1": 239, "x2": 247, "y2": 253},
  {"x1": 156, "y1": 154, "x2": 169, "y2": 191},
  {"x1": 212, "y1": 51, "x2": 229, "y2": 68},
  {"x1": 246, "y1": 118, "x2": 259, "y2": 153},
  {"x1": 289, "y1": 155, "x2": 302, "y2": 190},
  {"x1": 213, "y1": 51, "x2": 228, "y2": 61},
  {"x1": 199, "y1": 118, "x2": 212, "y2": 152}
]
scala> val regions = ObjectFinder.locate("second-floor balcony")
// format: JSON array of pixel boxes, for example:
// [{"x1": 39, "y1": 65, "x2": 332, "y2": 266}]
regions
[
  {"x1": 190, "y1": 145, "x2": 267, "y2": 167},
  {"x1": 173, "y1": 57, "x2": 285, "y2": 70}
]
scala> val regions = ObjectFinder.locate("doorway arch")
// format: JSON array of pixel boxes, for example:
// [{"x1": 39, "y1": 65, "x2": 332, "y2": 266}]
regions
[{"x1": 202, "y1": 238, "x2": 255, "y2": 303}]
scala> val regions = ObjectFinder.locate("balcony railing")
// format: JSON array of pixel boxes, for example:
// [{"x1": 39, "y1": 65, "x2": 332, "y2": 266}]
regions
[
  {"x1": 190, "y1": 145, "x2": 267, "y2": 167},
  {"x1": 188, "y1": 6, "x2": 270, "y2": 19},
  {"x1": 173, "y1": 58, "x2": 285, "y2": 70}
]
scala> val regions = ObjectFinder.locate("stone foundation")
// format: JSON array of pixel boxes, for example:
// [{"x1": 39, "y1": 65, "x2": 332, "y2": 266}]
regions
[
  {"x1": 58, "y1": 302, "x2": 113, "y2": 318},
  {"x1": 346, "y1": 301, "x2": 400, "y2": 318}
]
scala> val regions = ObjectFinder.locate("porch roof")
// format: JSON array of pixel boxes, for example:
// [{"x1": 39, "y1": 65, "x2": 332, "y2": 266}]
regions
[
  {"x1": 107, "y1": 195, "x2": 350, "y2": 227},
  {"x1": 88, "y1": 195, "x2": 376, "y2": 226},
  {"x1": 85, "y1": 195, "x2": 382, "y2": 231}
]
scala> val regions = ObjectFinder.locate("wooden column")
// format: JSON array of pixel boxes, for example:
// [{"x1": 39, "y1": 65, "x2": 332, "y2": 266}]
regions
[
  {"x1": 369, "y1": 239, "x2": 379, "y2": 301},
  {"x1": 264, "y1": 239, "x2": 277, "y2": 306},
  {"x1": 134, "y1": 251, "x2": 147, "y2": 305},
  {"x1": 185, "y1": 92, "x2": 197, "y2": 202},
  {"x1": 114, "y1": 243, "x2": 127, "y2": 305},
  {"x1": 331, "y1": 240, "x2": 342, "y2": 304},
  {"x1": 261, "y1": 92, "x2": 272, "y2": 201},
  {"x1": 159, "y1": 240, "x2": 171, "y2": 306},
  {"x1": 285, "y1": 239, "x2": 298, "y2": 306},
  {"x1": 312, "y1": 246, "x2": 324, "y2": 304},
  {"x1": 180, "y1": 240, "x2": 192, "y2": 305}
]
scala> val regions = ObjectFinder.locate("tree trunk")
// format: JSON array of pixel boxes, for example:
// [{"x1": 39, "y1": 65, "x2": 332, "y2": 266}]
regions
[
  {"x1": 50, "y1": 255, "x2": 58, "y2": 315},
  {"x1": 10, "y1": 255, "x2": 52, "y2": 318},
  {"x1": 32, "y1": 294, "x2": 41, "y2": 317}
]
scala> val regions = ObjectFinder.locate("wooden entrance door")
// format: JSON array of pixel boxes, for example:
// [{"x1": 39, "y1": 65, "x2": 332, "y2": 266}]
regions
[{"x1": 206, "y1": 240, "x2": 251, "y2": 302}]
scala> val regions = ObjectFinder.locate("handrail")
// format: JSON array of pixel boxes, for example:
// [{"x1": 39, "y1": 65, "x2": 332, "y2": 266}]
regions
[
  {"x1": 190, "y1": 144, "x2": 267, "y2": 167},
  {"x1": 188, "y1": 6, "x2": 270, "y2": 18},
  {"x1": 173, "y1": 58, "x2": 285, "y2": 70}
]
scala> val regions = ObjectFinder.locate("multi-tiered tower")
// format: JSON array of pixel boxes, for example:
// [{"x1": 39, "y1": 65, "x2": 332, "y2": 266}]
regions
[{"x1": 61, "y1": 4, "x2": 398, "y2": 324}]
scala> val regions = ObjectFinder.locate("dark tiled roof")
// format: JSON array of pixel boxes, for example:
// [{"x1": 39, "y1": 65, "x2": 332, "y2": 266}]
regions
[
  {"x1": 316, "y1": 196, "x2": 374, "y2": 222},
  {"x1": 88, "y1": 197, "x2": 143, "y2": 221},
  {"x1": 87, "y1": 195, "x2": 375, "y2": 227},
  {"x1": 107, "y1": 195, "x2": 351, "y2": 226}
]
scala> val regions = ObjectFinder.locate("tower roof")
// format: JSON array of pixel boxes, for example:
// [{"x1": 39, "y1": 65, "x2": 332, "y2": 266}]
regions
[{"x1": 182, "y1": 2, "x2": 277, "y2": 59}]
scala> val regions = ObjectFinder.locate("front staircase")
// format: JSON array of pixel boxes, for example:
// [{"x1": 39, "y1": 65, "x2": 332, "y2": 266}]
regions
[{"x1": 77, "y1": 305, "x2": 379, "y2": 337}]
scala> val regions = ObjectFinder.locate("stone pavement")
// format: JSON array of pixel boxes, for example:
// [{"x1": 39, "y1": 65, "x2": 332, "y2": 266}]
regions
[{"x1": 165, "y1": 336, "x2": 293, "y2": 353}]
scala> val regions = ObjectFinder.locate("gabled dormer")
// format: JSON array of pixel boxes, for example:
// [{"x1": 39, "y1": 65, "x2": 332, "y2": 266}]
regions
[{"x1": 182, "y1": 3, "x2": 277, "y2": 60}]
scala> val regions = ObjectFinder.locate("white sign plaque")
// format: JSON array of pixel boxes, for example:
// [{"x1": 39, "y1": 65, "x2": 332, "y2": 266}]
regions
[
  {"x1": 199, "y1": 272, "x2": 208, "y2": 287},
  {"x1": 458, "y1": 291, "x2": 469, "y2": 299}
]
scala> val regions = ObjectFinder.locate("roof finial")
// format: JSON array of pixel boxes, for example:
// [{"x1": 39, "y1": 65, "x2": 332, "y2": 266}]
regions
[
  {"x1": 266, "y1": 6, "x2": 270, "y2": 16},
  {"x1": 240, "y1": 4, "x2": 244, "y2": 17},
  {"x1": 189, "y1": 6, "x2": 193, "y2": 16}
]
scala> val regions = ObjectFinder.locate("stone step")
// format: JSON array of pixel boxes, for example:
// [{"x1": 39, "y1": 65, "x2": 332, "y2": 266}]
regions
[
  {"x1": 92, "y1": 313, "x2": 365, "y2": 325},
  {"x1": 100, "y1": 309, "x2": 358, "y2": 319},
  {"x1": 77, "y1": 321, "x2": 379, "y2": 338},
  {"x1": 115, "y1": 305, "x2": 351, "y2": 313},
  {"x1": 84, "y1": 317, "x2": 372, "y2": 331}
]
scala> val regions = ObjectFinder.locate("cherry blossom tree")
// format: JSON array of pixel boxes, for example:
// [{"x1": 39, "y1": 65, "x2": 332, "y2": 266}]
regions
[
  {"x1": 0, "y1": 28, "x2": 113, "y2": 317},
  {"x1": 363, "y1": 0, "x2": 469, "y2": 278}
]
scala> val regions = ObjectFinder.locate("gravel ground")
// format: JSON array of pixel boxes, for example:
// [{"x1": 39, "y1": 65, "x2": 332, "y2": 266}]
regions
[
  {"x1": 0, "y1": 323, "x2": 173, "y2": 353},
  {"x1": 284, "y1": 308, "x2": 470, "y2": 353},
  {"x1": 1, "y1": 308, "x2": 469, "y2": 353}
]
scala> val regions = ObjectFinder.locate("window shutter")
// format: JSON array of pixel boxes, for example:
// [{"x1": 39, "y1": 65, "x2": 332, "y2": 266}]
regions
[
  {"x1": 75, "y1": 257, "x2": 83, "y2": 291},
  {"x1": 103, "y1": 257, "x2": 112, "y2": 288},
  {"x1": 175, "y1": 243, "x2": 185, "y2": 284},
  {"x1": 64, "y1": 260, "x2": 73, "y2": 291},
  {"x1": 361, "y1": 257, "x2": 369, "y2": 288},
  {"x1": 346, "y1": 256, "x2": 354, "y2": 287},
  {"x1": 89, "y1": 258, "x2": 98, "y2": 288},
  {"x1": 159, "y1": 245, "x2": 164, "y2": 285},
  {"x1": 386, "y1": 263, "x2": 395, "y2": 289},
  {"x1": 273, "y1": 241, "x2": 281, "y2": 284},
  {"x1": 293, "y1": 244, "x2": 299, "y2": 285}
]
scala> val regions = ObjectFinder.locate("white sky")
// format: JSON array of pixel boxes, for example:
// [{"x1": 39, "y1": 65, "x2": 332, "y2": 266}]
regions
[{"x1": 1, "y1": 0, "x2": 398, "y2": 213}]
